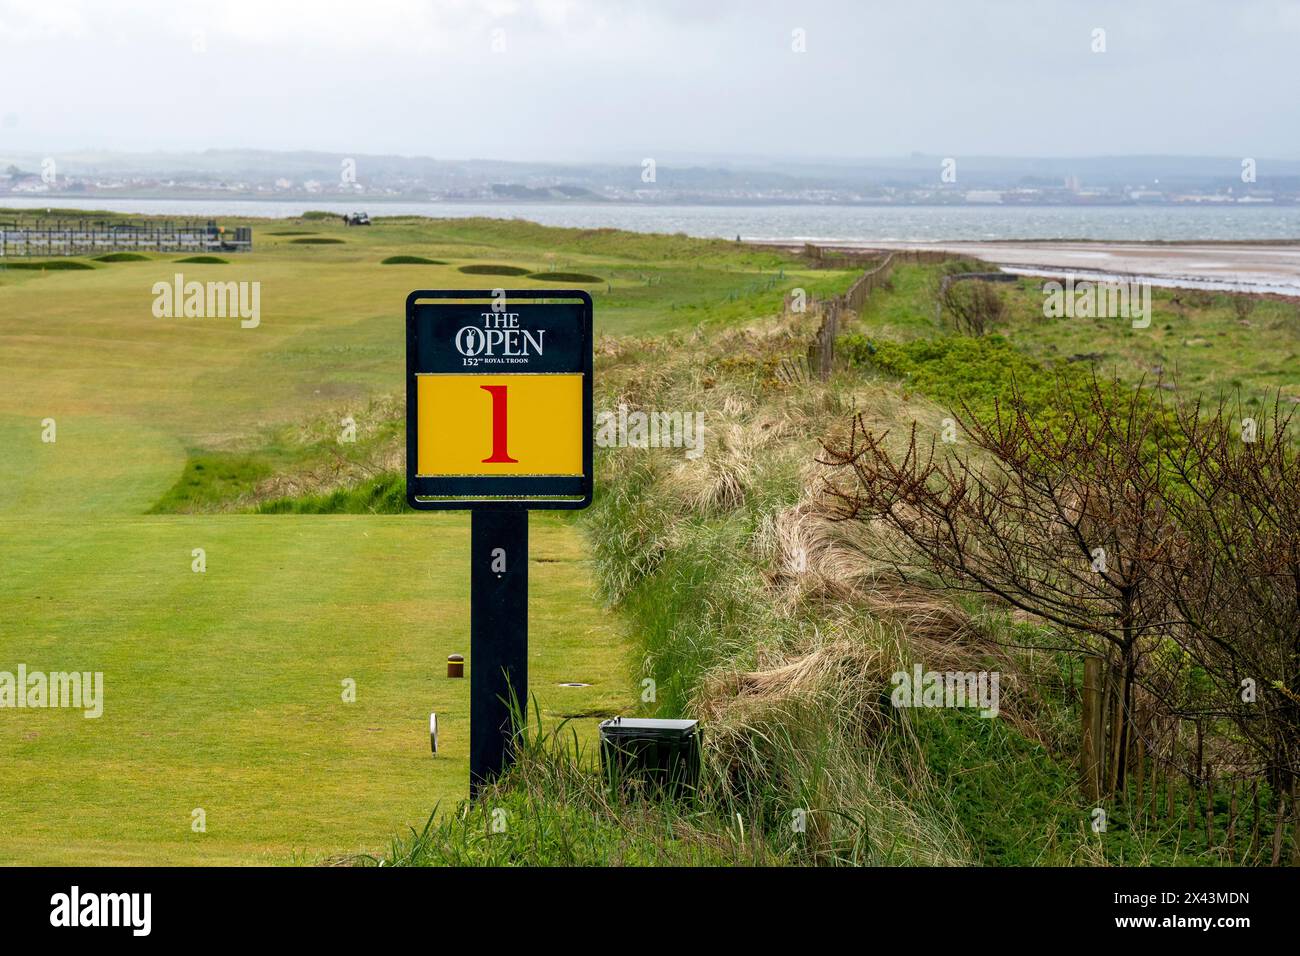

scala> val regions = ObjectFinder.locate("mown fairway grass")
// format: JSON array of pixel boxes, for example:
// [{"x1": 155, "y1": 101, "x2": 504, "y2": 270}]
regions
[
  {"x1": 0, "y1": 213, "x2": 841, "y2": 864},
  {"x1": 0, "y1": 512, "x2": 623, "y2": 865}
]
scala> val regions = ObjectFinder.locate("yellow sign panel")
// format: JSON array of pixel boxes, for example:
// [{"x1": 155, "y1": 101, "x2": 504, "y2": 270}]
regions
[{"x1": 416, "y1": 373, "x2": 584, "y2": 476}]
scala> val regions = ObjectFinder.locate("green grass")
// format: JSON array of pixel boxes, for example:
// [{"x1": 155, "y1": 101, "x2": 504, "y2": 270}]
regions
[
  {"x1": 174, "y1": 255, "x2": 228, "y2": 264},
  {"x1": 840, "y1": 332, "x2": 1083, "y2": 422},
  {"x1": 8, "y1": 210, "x2": 1277, "y2": 867},
  {"x1": 1001, "y1": 283, "x2": 1300, "y2": 406},
  {"x1": 256, "y1": 473, "x2": 407, "y2": 514},
  {"x1": 0, "y1": 214, "x2": 770, "y2": 864},
  {"x1": 0, "y1": 511, "x2": 625, "y2": 864},
  {"x1": 381, "y1": 701, "x2": 795, "y2": 866},
  {"x1": 854, "y1": 262, "x2": 1300, "y2": 408},
  {"x1": 149, "y1": 451, "x2": 277, "y2": 513},
  {"x1": 289, "y1": 238, "x2": 345, "y2": 245},
  {"x1": 911, "y1": 699, "x2": 1287, "y2": 865},
  {"x1": 0, "y1": 209, "x2": 840, "y2": 864}
]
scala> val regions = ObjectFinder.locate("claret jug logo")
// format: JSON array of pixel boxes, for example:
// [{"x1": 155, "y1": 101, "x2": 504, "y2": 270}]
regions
[{"x1": 454, "y1": 312, "x2": 545, "y2": 363}]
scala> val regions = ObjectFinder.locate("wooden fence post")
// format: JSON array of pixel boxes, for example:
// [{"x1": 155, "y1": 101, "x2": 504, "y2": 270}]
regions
[
  {"x1": 1291, "y1": 778, "x2": 1300, "y2": 867},
  {"x1": 1148, "y1": 749, "x2": 1159, "y2": 819},
  {"x1": 1271, "y1": 790, "x2": 1285, "y2": 865},
  {"x1": 1205, "y1": 765, "x2": 1215, "y2": 849},
  {"x1": 1227, "y1": 781, "x2": 1238, "y2": 856},
  {"x1": 1134, "y1": 735, "x2": 1146, "y2": 820},
  {"x1": 1108, "y1": 673, "x2": 1124, "y2": 794},
  {"x1": 1195, "y1": 720, "x2": 1204, "y2": 781},
  {"x1": 1247, "y1": 781, "x2": 1260, "y2": 864},
  {"x1": 1081, "y1": 656, "x2": 1103, "y2": 801}
]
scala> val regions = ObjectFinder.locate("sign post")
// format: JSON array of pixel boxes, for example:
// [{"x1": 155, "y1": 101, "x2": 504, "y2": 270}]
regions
[
  {"x1": 406, "y1": 290, "x2": 593, "y2": 797},
  {"x1": 468, "y1": 509, "x2": 528, "y2": 795}
]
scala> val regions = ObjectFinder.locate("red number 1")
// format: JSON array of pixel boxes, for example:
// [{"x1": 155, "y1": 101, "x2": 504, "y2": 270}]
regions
[{"x1": 480, "y1": 385, "x2": 518, "y2": 463}]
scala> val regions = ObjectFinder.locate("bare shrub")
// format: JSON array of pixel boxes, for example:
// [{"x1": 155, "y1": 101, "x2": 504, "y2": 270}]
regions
[
  {"x1": 1160, "y1": 395, "x2": 1300, "y2": 798},
  {"x1": 1232, "y1": 294, "x2": 1258, "y2": 322},
  {"x1": 818, "y1": 373, "x2": 1177, "y2": 793},
  {"x1": 938, "y1": 278, "x2": 1006, "y2": 336}
]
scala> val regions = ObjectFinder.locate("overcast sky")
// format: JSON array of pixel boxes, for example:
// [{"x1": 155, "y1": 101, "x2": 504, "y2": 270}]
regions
[{"x1": 1, "y1": 0, "x2": 1297, "y2": 162}]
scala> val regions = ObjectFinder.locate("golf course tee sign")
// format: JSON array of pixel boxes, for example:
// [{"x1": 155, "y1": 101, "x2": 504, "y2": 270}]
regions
[
  {"x1": 406, "y1": 289, "x2": 593, "y2": 797},
  {"x1": 406, "y1": 289, "x2": 593, "y2": 509}
]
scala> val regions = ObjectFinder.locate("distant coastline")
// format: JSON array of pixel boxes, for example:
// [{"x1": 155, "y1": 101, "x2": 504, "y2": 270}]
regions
[
  {"x1": 3, "y1": 198, "x2": 1299, "y2": 246},
  {"x1": 5, "y1": 194, "x2": 1298, "y2": 209}
]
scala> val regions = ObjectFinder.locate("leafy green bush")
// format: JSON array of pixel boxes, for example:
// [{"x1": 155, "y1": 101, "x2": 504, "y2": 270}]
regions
[{"x1": 840, "y1": 332, "x2": 1077, "y2": 421}]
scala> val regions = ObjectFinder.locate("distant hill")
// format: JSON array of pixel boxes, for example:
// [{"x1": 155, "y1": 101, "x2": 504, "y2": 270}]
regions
[{"x1": 3, "y1": 148, "x2": 1299, "y2": 201}]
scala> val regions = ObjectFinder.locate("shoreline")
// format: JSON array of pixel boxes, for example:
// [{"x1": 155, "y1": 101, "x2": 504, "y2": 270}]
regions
[{"x1": 754, "y1": 239, "x2": 1300, "y2": 296}]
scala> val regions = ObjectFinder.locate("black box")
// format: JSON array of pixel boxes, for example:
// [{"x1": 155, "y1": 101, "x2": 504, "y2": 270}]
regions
[{"x1": 599, "y1": 717, "x2": 701, "y2": 797}]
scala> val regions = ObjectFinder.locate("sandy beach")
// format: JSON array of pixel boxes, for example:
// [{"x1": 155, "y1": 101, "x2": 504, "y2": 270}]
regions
[{"x1": 793, "y1": 240, "x2": 1300, "y2": 297}]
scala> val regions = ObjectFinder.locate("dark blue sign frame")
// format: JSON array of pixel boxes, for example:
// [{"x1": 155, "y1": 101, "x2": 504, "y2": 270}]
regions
[{"x1": 405, "y1": 289, "x2": 594, "y2": 511}]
